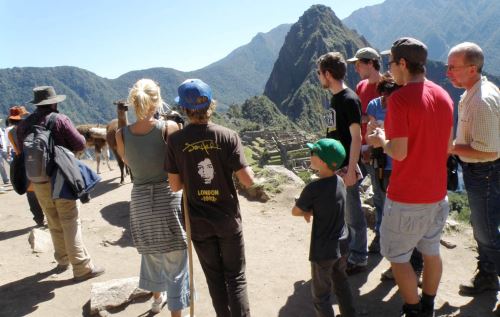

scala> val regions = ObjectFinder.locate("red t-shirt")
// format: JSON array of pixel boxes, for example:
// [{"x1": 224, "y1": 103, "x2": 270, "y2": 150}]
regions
[
  {"x1": 385, "y1": 81, "x2": 453, "y2": 203},
  {"x1": 356, "y1": 79, "x2": 379, "y2": 144}
]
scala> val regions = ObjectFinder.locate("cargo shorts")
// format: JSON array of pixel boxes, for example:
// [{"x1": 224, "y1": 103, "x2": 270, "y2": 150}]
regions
[{"x1": 380, "y1": 197, "x2": 449, "y2": 263}]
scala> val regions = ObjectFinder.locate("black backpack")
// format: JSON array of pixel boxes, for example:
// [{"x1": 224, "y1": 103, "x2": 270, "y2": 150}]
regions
[{"x1": 23, "y1": 113, "x2": 58, "y2": 183}]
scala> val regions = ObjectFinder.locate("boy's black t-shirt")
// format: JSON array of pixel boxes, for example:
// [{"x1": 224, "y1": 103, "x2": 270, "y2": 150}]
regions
[
  {"x1": 325, "y1": 87, "x2": 362, "y2": 168},
  {"x1": 296, "y1": 175, "x2": 348, "y2": 262}
]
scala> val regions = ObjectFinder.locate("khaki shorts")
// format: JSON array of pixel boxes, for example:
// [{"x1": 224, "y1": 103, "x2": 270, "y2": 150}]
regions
[{"x1": 380, "y1": 197, "x2": 449, "y2": 263}]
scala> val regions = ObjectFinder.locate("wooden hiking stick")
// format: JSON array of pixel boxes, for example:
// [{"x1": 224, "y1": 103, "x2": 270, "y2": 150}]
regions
[{"x1": 182, "y1": 189, "x2": 195, "y2": 317}]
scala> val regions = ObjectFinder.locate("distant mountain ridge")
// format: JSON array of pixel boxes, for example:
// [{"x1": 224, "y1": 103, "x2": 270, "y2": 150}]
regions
[
  {"x1": 0, "y1": 24, "x2": 291, "y2": 124},
  {"x1": 343, "y1": 0, "x2": 500, "y2": 75}
]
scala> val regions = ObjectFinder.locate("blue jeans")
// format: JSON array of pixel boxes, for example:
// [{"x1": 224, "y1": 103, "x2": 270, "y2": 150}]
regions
[
  {"x1": 0, "y1": 151, "x2": 9, "y2": 184},
  {"x1": 462, "y1": 159, "x2": 500, "y2": 274},
  {"x1": 345, "y1": 181, "x2": 368, "y2": 265}
]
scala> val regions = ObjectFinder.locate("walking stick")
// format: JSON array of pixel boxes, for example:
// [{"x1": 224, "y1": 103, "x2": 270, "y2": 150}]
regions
[{"x1": 182, "y1": 188, "x2": 195, "y2": 317}]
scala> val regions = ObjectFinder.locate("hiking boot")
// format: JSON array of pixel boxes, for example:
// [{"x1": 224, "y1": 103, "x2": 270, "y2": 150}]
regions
[
  {"x1": 368, "y1": 234, "x2": 381, "y2": 254},
  {"x1": 73, "y1": 266, "x2": 105, "y2": 282},
  {"x1": 381, "y1": 267, "x2": 394, "y2": 280},
  {"x1": 346, "y1": 261, "x2": 367, "y2": 276},
  {"x1": 151, "y1": 291, "x2": 167, "y2": 314},
  {"x1": 459, "y1": 270, "x2": 499, "y2": 295}
]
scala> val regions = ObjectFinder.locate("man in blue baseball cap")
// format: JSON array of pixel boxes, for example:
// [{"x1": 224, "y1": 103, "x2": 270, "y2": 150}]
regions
[{"x1": 166, "y1": 79, "x2": 255, "y2": 317}]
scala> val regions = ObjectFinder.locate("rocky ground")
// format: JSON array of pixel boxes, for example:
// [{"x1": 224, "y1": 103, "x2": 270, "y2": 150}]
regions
[{"x1": 0, "y1": 164, "x2": 499, "y2": 317}]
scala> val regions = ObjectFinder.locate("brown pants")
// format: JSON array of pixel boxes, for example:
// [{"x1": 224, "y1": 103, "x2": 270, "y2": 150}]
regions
[{"x1": 33, "y1": 182, "x2": 94, "y2": 277}]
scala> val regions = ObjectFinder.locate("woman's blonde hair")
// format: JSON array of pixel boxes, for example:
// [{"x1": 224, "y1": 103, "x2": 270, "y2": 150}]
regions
[{"x1": 128, "y1": 79, "x2": 162, "y2": 120}]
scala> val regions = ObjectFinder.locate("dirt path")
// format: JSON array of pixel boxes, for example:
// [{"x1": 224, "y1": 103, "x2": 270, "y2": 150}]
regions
[{"x1": 0, "y1": 166, "x2": 498, "y2": 316}]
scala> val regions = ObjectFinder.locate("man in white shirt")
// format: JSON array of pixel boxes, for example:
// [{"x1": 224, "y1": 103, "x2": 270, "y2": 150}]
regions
[{"x1": 448, "y1": 42, "x2": 500, "y2": 296}]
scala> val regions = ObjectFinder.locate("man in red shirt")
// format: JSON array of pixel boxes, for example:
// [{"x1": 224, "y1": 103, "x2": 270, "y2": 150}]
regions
[
  {"x1": 368, "y1": 38, "x2": 453, "y2": 317},
  {"x1": 347, "y1": 47, "x2": 382, "y2": 144},
  {"x1": 347, "y1": 47, "x2": 383, "y2": 253}
]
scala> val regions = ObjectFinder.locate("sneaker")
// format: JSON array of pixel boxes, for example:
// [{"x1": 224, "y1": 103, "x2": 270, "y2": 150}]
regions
[
  {"x1": 151, "y1": 292, "x2": 167, "y2": 314},
  {"x1": 381, "y1": 267, "x2": 394, "y2": 280},
  {"x1": 346, "y1": 261, "x2": 367, "y2": 276},
  {"x1": 0, "y1": 186, "x2": 6, "y2": 194},
  {"x1": 368, "y1": 234, "x2": 381, "y2": 253},
  {"x1": 459, "y1": 270, "x2": 500, "y2": 295},
  {"x1": 73, "y1": 266, "x2": 105, "y2": 282},
  {"x1": 52, "y1": 264, "x2": 69, "y2": 274}
]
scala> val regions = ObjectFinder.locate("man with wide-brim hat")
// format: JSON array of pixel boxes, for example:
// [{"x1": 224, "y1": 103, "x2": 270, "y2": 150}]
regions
[{"x1": 16, "y1": 85, "x2": 105, "y2": 282}]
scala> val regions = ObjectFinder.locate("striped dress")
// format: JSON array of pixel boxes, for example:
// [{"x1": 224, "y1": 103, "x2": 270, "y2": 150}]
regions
[{"x1": 124, "y1": 120, "x2": 186, "y2": 254}]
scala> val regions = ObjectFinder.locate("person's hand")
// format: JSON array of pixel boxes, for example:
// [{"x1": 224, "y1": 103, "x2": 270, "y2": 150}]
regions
[
  {"x1": 344, "y1": 169, "x2": 357, "y2": 187},
  {"x1": 367, "y1": 128, "x2": 385, "y2": 148},
  {"x1": 303, "y1": 212, "x2": 312, "y2": 223}
]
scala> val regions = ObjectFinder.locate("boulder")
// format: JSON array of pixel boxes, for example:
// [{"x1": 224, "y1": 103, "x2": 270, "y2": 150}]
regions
[
  {"x1": 28, "y1": 228, "x2": 52, "y2": 253},
  {"x1": 90, "y1": 277, "x2": 151, "y2": 315}
]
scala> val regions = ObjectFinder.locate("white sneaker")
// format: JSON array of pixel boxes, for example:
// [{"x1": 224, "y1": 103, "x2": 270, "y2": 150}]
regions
[
  {"x1": 151, "y1": 292, "x2": 166, "y2": 314},
  {"x1": 0, "y1": 186, "x2": 6, "y2": 194}
]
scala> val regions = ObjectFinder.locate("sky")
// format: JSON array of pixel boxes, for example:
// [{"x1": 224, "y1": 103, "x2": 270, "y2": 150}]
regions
[{"x1": 0, "y1": 0, "x2": 384, "y2": 79}]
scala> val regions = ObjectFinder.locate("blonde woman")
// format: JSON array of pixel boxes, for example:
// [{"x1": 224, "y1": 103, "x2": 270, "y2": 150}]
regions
[{"x1": 116, "y1": 79, "x2": 190, "y2": 316}]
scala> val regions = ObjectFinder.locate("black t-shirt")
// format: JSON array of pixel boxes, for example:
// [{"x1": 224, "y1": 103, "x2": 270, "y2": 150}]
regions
[
  {"x1": 296, "y1": 175, "x2": 349, "y2": 262},
  {"x1": 165, "y1": 123, "x2": 248, "y2": 239},
  {"x1": 325, "y1": 87, "x2": 362, "y2": 168}
]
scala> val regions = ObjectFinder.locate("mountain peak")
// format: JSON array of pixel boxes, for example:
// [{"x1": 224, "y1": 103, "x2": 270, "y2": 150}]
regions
[{"x1": 263, "y1": 5, "x2": 368, "y2": 129}]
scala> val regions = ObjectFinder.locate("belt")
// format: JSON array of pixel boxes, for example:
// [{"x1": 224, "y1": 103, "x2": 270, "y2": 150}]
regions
[{"x1": 458, "y1": 157, "x2": 500, "y2": 167}]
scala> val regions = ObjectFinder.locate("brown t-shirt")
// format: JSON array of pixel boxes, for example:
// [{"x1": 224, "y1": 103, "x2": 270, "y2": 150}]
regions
[{"x1": 165, "y1": 123, "x2": 247, "y2": 239}]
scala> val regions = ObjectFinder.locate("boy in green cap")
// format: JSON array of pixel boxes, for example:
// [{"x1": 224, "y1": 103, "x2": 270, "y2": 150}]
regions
[{"x1": 292, "y1": 138, "x2": 356, "y2": 317}]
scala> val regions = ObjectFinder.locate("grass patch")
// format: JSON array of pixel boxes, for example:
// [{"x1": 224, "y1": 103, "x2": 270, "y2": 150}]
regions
[
  {"x1": 244, "y1": 146, "x2": 256, "y2": 165},
  {"x1": 448, "y1": 191, "x2": 471, "y2": 224},
  {"x1": 297, "y1": 170, "x2": 314, "y2": 184},
  {"x1": 255, "y1": 169, "x2": 290, "y2": 194}
]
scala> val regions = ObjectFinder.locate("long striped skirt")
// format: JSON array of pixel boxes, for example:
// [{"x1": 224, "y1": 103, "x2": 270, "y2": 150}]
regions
[{"x1": 129, "y1": 182, "x2": 186, "y2": 254}]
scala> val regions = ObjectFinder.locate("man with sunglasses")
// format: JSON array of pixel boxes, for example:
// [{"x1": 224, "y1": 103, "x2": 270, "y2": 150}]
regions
[
  {"x1": 368, "y1": 38, "x2": 453, "y2": 317},
  {"x1": 448, "y1": 42, "x2": 500, "y2": 297}
]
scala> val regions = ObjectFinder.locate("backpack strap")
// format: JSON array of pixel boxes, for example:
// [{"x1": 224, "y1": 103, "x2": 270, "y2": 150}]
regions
[{"x1": 45, "y1": 112, "x2": 58, "y2": 131}]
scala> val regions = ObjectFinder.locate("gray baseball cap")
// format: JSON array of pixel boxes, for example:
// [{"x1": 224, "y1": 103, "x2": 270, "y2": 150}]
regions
[{"x1": 347, "y1": 47, "x2": 381, "y2": 63}]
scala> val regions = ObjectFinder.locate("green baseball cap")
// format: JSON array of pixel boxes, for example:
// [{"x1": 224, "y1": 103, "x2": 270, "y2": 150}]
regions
[{"x1": 307, "y1": 138, "x2": 346, "y2": 170}]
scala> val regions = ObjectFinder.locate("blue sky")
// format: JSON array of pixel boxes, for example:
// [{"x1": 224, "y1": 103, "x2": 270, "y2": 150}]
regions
[{"x1": 0, "y1": 0, "x2": 383, "y2": 79}]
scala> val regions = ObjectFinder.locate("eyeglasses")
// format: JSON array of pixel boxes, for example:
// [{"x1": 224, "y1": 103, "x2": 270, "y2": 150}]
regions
[{"x1": 446, "y1": 64, "x2": 474, "y2": 72}]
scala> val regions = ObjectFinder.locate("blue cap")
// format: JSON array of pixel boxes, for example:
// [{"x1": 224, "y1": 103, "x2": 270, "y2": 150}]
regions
[{"x1": 175, "y1": 79, "x2": 212, "y2": 110}]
